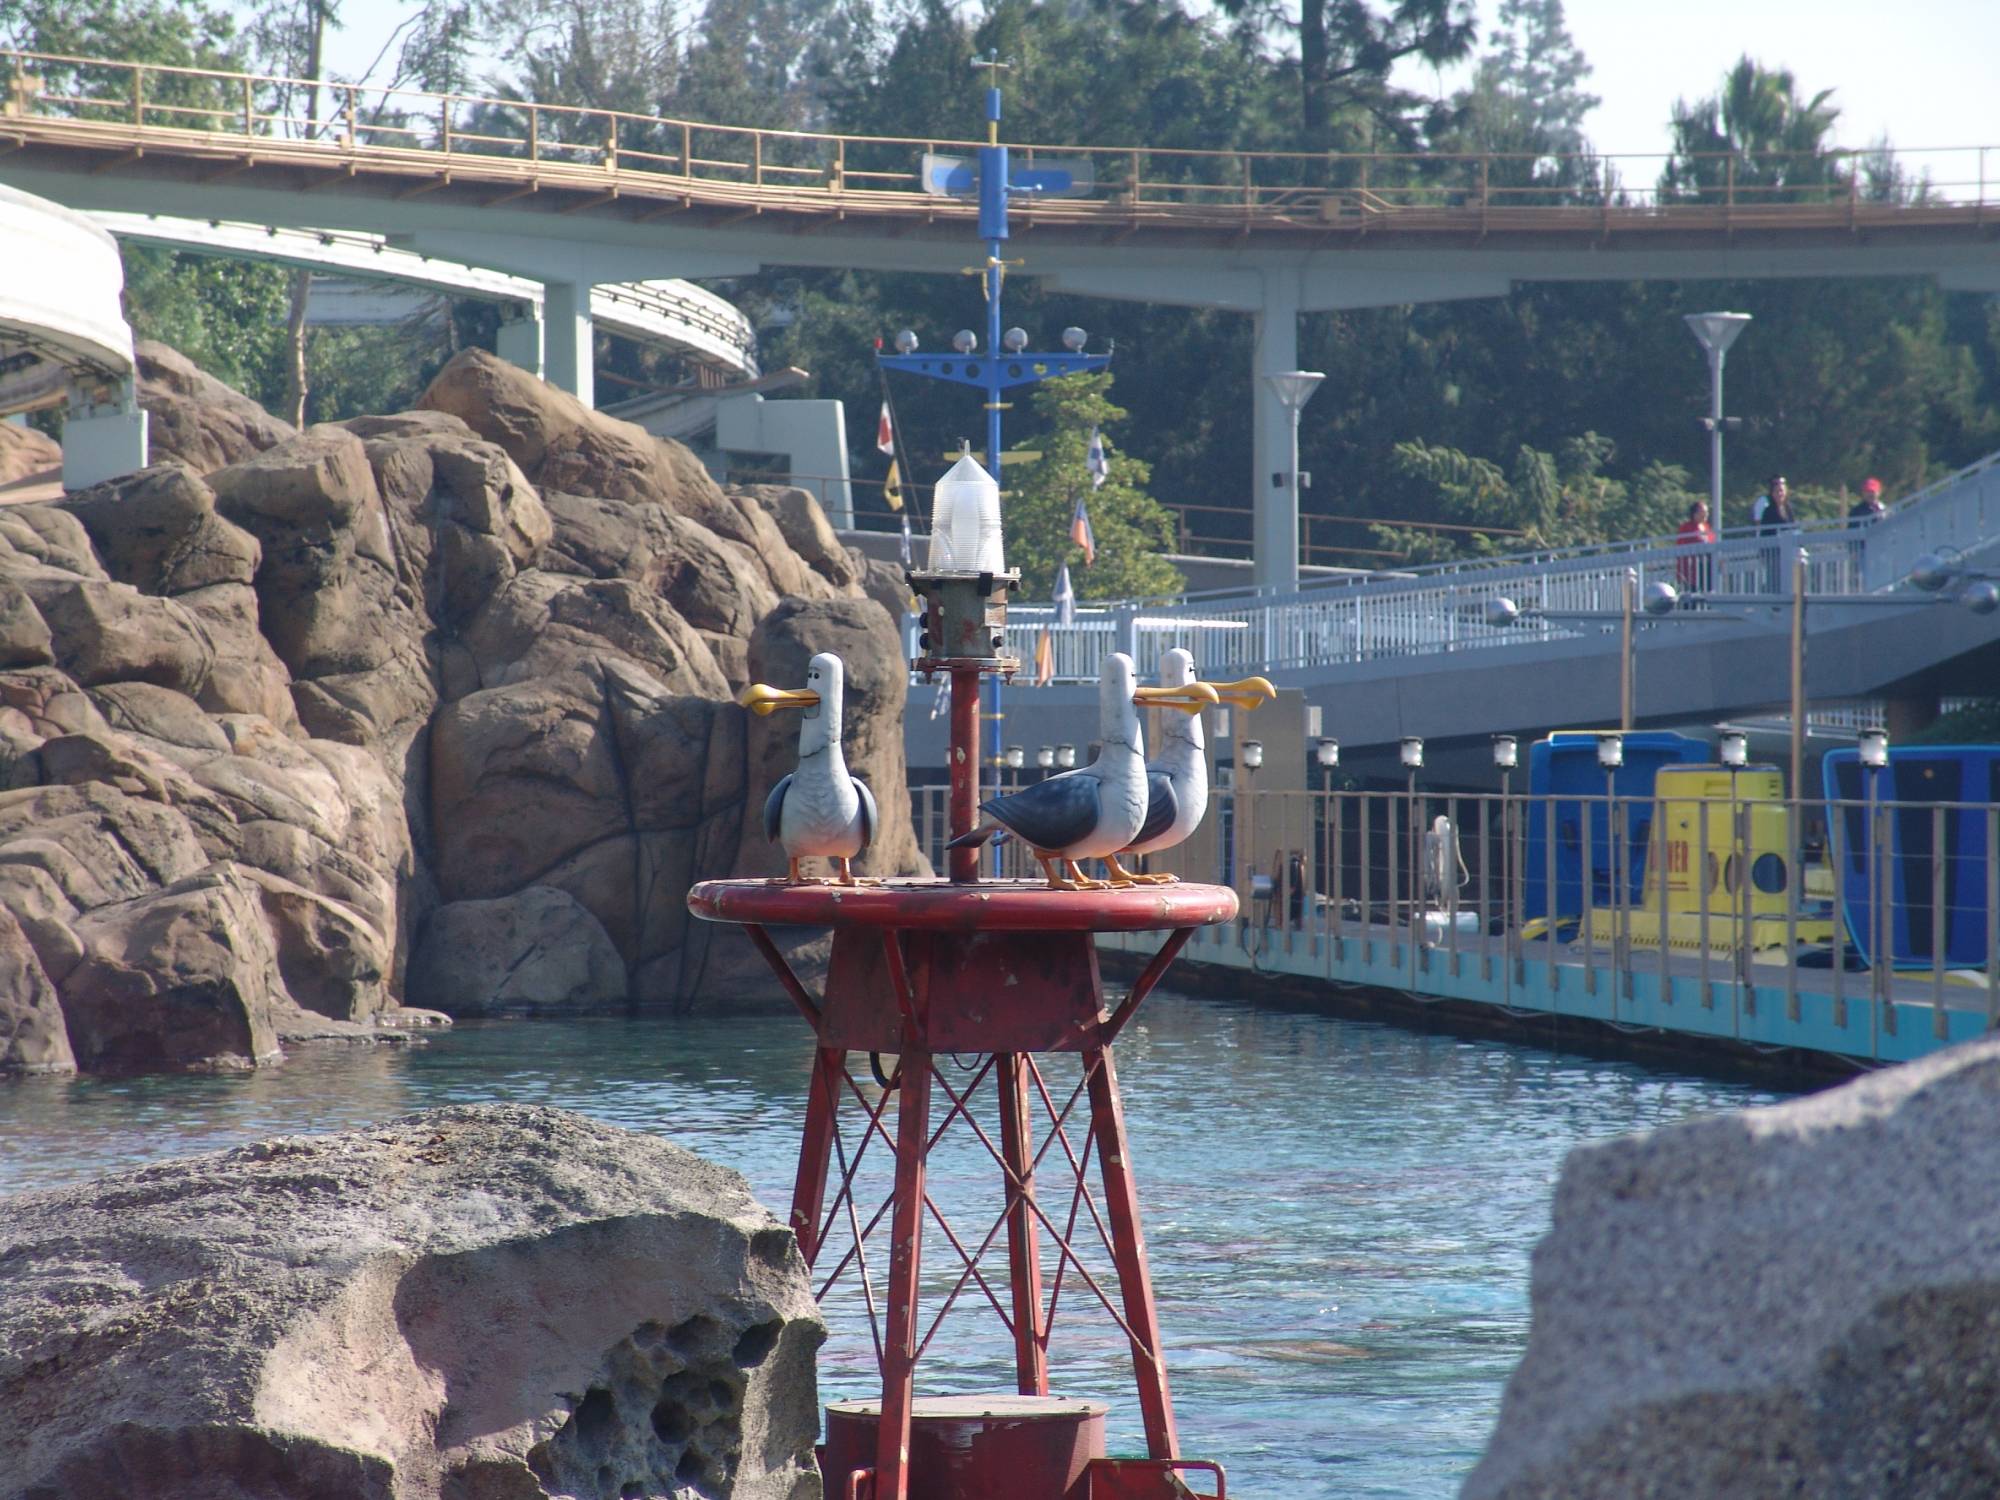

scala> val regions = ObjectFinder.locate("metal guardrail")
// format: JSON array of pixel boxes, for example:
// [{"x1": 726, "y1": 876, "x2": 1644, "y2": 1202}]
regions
[
  {"x1": 3, "y1": 49, "x2": 1998, "y2": 236},
  {"x1": 910, "y1": 781, "x2": 2000, "y2": 1062},
  {"x1": 1001, "y1": 450, "x2": 2000, "y2": 682}
]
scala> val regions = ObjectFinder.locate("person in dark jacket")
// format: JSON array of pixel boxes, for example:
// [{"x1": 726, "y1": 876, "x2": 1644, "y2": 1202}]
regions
[
  {"x1": 1756, "y1": 475, "x2": 1794, "y2": 591},
  {"x1": 1848, "y1": 476, "x2": 1886, "y2": 525}
]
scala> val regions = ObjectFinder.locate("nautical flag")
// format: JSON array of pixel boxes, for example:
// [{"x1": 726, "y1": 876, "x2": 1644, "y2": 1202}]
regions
[
  {"x1": 876, "y1": 401, "x2": 895, "y2": 456},
  {"x1": 929, "y1": 676, "x2": 951, "y2": 721},
  {"x1": 1034, "y1": 627, "x2": 1055, "y2": 687},
  {"x1": 882, "y1": 458, "x2": 903, "y2": 513},
  {"x1": 1086, "y1": 427, "x2": 1109, "y2": 490},
  {"x1": 1052, "y1": 563, "x2": 1077, "y2": 626},
  {"x1": 1069, "y1": 497, "x2": 1096, "y2": 567},
  {"x1": 898, "y1": 509, "x2": 913, "y2": 570}
]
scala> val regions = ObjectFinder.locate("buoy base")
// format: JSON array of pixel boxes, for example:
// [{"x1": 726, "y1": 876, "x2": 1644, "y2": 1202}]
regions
[{"x1": 823, "y1": 1395, "x2": 1106, "y2": 1500}]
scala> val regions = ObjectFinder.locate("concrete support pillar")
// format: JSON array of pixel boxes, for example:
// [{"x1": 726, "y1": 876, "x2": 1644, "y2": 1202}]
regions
[
  {"x1": 1252, "y1": 273, "x2": 1303, "y2": 594},
  {"x1": 542, "y1": 280, "x2": 594, "y2": 408},
  {"x1": 61, "y1": 378, "x2": 148, "y2": 491},
  {"x1": 494, "y1": 300, "x2": 544, "y2": 379}
]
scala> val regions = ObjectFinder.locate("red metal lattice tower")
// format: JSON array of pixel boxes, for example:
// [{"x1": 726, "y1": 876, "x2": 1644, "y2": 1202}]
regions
[{"x1": 689, "y1": 646, "x2": 1234, "y2": 1499}]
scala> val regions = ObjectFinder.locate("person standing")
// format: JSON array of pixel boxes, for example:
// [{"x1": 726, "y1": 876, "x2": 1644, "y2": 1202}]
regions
[
  {"x1": 1675, "y1": 498, "x2": 1716, "y2": 598},
  {"x1": 1756, "y1": 474, "x2": 1794, "y2": 592},
  {"x1": 1848, "y1": 476, "x2": 1886, "y2": 526}
]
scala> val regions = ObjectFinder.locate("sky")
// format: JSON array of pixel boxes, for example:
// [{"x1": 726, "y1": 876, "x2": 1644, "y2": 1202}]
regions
[{"x1": 318, "y1": 0, "x2": 2000, "y2": 163}]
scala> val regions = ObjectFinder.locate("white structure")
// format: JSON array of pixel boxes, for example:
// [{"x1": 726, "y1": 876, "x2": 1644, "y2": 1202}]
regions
[{"x1": 0, "y1": 184, "x2": 146, "y2": 489}]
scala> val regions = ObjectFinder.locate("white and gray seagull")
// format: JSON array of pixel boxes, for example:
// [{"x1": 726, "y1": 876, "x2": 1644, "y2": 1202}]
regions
[
  {"x1": 948, "y1": 652, "x2": 1214, "y2": 889},
  {"x1": 1106, "y1": 651, "x2": 1274, "y2": 884},
  {"x1": 740, "y1": 652, "x2": 878, "y2": 885}
]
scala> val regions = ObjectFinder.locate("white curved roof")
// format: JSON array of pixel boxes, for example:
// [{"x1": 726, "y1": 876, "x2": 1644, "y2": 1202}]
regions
[
  {"x1": 88, "y1": 213, "x2": 756, "y2": 378},
  {"x1": 0, "y1": 184, "x2": 135, "y2": 379}
]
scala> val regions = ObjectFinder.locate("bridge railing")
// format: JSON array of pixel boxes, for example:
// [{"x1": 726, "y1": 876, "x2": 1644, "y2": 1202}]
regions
[
  {"x1": 5, "y1": 49, "x2": 1997, "y2": 229},
  {"x1": 999, "y1": 444, "x2": 2000, "y2": 683}
]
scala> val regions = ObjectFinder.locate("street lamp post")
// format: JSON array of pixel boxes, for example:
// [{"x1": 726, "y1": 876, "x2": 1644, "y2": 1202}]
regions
[
  {"x1": 1240, "y1": 739, "x2": 1264, "y2": 921},
  {"x1": 1316, "y1": 737, "x2": 1339, "y2": 937},
  {"x1": 1598, "y1": 732, "x2": 1626, "y2": 977},
  {"x1": 1684, "y1": 311, "x2": 1752, "y2": 522},
  {"x1": 1400, "y1": 736, "x2": 1424, "y2": 965},
  {"x1": 1493, "y1": 734, "x2": 1518, "y2": 968},
  {"x1": 1261, "y1": 370, "x2": 1326, "y2": 594},
  {"x1": 1860, "y1": 727, "x2": 1891, "y2": 1019}
]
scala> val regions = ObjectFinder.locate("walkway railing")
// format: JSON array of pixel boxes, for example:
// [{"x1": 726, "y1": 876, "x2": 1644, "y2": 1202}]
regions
[
  {"x1": 1001, "y1": 447, "x2": 2000, "y2": 682},
  {"x1": 4, "y1": 49, "x2": 1998, "y2": 234},
  {"x1": 908, "y1": 780, "x2": 2000, "y2": 1066}
]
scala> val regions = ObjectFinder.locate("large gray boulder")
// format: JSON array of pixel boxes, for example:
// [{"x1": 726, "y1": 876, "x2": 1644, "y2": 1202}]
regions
[
  {"x1": 1464, "y1": 1037, "x2": 2000, "y2": 1500},
  {"x1": 0, "y1": 1103, "x2": 825, "y2": 1499},
  {"x1": 408, "y1": 884, "x2": 627, "y2": 1015},
  {"x1": 135, "y1": 339, "x2": 295, "y2": 473}
]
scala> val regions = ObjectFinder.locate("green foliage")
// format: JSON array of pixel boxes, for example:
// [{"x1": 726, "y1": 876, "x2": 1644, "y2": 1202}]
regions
[
  {"x1": 121, "y1": 247, "x2": 292, "y2": 402},
  {"x1": 1377, "y1": 434, "x2": 1701, "y2": 562},
  {"x1": 1908, "y1": 701, "x2": 2000, "y2": 747},
  {"x1": 1002, "y1": 375, "x2": 1183, "y2": 602},
  {"x1": 1662, "y1": 57, "x2": 1844, "y2": 203}
]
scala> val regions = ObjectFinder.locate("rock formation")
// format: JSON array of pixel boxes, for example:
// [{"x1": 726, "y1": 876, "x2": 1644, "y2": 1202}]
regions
[
  {"x1": 3, "y1": 346, "x2": 922, "y2": 1073},
  {"x1": 1464, "y1": 1035, "x2": 2000, "y2": 1500},
  {"x1": 0, "y1": 1102, "x2": 825, "y2": 1499}
]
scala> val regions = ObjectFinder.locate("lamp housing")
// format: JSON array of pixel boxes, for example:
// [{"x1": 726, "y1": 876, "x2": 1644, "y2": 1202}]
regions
[
  {"x1": 1315, "y1": 737, "x2": 1340, "y2": 769},
  {"x1": 1003, "y1": 745, "x2": 1025, "y2": 770},
  {"x1": 1719, "y1": 730, "x2": 1749, "y2": 768},
  {"x1": 1240, "y1": 740, "x2": 1264, "y2": 770},
  {"x1": 1055, "y1": 743, "x2": 1077, "y2": 770},
  {"x1": 1399, "y1": 736, "x2": 1424, "y2": 770},
  {"x1": 1597, "y1": 733, "x2": 1624, "y2": 770},
  {"x1": 1036, "y1": 746, "x2": 1055, "y2": 770},
  {"x1": 893, "y1": 328, "x2": 919, "y2": 354},
  {"x1": 1492, "y1": 734, "x2": 1518, "y2": 770},
  {"x1": 1859, "y1": 728, "x2": 1890, "y2": 770}
]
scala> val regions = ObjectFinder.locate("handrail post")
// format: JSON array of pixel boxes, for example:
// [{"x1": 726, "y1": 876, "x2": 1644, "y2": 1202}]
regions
[
  {"x1": 753, "y1": 128, "x2": 763, "y2": 187},
  {"x1": 605, "y1": 111, "x2": 617, "y2": 170},
  {"x1": 529, "y1": 102, "x2": 539, "y2": 163},
  {"x1": 440, "y1": 94, "x2": 452, "y2": 154},
  {"x1": 832, "y1": 136, "x2": 844, "y2": 192},
  {"x1": 682, "y1": 120, "x2": 692, "y2": 177},
  {"x1": 343, "y1": 83, "x2": 356, "y2": 147},
  {"x1": 241, "y1": 75, "x2": 254, "y2": 137},
  {"x1": 131, "y1": 63, "x2": 143, "y2": 127}
]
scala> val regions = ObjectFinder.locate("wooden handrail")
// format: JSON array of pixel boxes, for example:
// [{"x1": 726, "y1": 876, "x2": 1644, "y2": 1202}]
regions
[{"x1": 6, "y1": 47, "x2": 1998, "y2": 225}]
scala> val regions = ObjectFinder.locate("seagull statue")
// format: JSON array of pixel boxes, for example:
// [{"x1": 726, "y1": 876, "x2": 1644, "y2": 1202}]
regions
[
  {"x1": 948, "y1": 652, "x2": 1215, "y2": 889},
  {"x1": 740, "y1": 652, "x2": 878, "y2": 886},
  {"x1": 1107, "y1": 650, "x2": 1275, "y2": 884}
]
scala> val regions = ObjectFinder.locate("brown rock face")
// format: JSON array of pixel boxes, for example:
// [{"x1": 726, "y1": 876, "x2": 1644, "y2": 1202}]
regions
[
  {"x1": 407, "y1": 885, "x2": 627, "y2": 1015},
  {"x1": 134, "y1": 339, "x2": 295, "y2": 473},
  {"x1": 60, "y1": 464, "x2": 261, "y2": 596},
  {"x1": 0, "y1": 1103, "x2": 826, "y2": 1499},
  {"x1": 0, "y1": 905, "x2": 73, "y2": 1073},
  {"x1": 0, "y1": 339, "x2": 917, "y2": 1071},
  {"x1": 0, "y1": 421, "x2": 60, "y2": 486}
]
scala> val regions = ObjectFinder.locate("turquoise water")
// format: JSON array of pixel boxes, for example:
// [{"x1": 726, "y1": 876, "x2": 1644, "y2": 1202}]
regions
[{"x1": 0, "y1": 994, "x2": 1785, "y2": 1497}]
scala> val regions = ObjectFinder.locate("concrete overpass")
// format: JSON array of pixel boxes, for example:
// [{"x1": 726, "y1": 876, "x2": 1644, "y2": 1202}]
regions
[{"x1": 3, "y1": 48, "x2": 1998, "y2": 579}]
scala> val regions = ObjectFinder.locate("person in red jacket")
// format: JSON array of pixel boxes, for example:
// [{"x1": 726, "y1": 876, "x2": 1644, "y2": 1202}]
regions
[{"x1": 1675, "y1": 498, "x2": 1717, "y2": 598}]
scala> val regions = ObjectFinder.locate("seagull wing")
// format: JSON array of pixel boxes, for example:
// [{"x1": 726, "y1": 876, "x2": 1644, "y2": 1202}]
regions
[
  {"x1": 978, "y1": 772, "x2": 1102, "y2": 853},
  {"x1": 764, "y1": 773, "x2": 793, "y2": 844},
  {"x1": 1131, "y1": 769, "x2": 1179, "y2": 848},
  {"x1": 853, "y1": 775, "x2": 878, "y2": 850}
]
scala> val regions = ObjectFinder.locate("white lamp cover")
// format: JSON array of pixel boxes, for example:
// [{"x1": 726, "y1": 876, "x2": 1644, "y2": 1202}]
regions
[
  {"x1": 1400, "y1": 737, "x2": 1424, "y2": 769},
  {"x1": 1264, "y1": 370, "x2": 1326, "y2": 411},
  {"x1": 1719, "y1": 731, "x2": 1748, "y2": 767},
  {"x1": 1684, "y1": 311, "x2": 1752, "y2": 357},
  {"x1": 1492, "y1": 735, "x2": 1518, "y2": 770},
  {"x1": 927, "y1": 454, "x2": 1004, "y2": 573},
  {"x1": 1860, "y1": 729, "x2": 1890, "y2": 769},
  {"x1": 1241, "y1": 740, "x2": 1264, "y2": 770}
]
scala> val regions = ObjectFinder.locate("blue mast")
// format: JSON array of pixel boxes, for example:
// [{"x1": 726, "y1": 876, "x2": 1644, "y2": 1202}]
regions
[{"x1": 876, "y1": 57, "x2": 1113, "y2": 871}]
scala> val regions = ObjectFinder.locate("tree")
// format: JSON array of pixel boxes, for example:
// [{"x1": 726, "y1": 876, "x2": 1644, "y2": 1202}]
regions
[
  {"x1": 1212, "y1": 0, "x2": 1474, "y2": 154},
  {"x1": 1376, "y1": 434, "x2": 1700, "y2": 561},
  {"x1": 1662, "y1": 57, "x2": 1844, "y2": 205},
  {"x1": 1002, "y1": 375, "x2": 1184, "y2": 601}
]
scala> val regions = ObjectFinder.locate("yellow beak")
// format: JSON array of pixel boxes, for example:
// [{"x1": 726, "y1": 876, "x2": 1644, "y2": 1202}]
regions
[
  {"x1": 1134, "y1": 682, "x2": 1221, "y2": 715},
  {"x1": 738, "y1": 684, "x2": 821, "y2": 717},
  {"x1": 1210, "y1": 676, "x2": 1277, "y2": 711}
]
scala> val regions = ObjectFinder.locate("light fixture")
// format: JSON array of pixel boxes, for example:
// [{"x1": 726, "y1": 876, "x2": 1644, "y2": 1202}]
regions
[
  {"x1": 1055, "y1": 743, "x2": 1077, "y2": 770},
  {"x1": 1315, "y1": 737, "x2": 1340, "y2": 768},
  {"x1": 1240, "y1": 740, "x2": 1264, "y2": 770},
  {"x1": 1596, "y1": 732, "x2": 1624, "y2": 770},
  {"x1": 1485, "y1": 596, "x2": 1522, "y2": 628},
  {"x1": 1263, "y1": 370, "x2": 1326, "y2": 412},
  {"x1": 1642, "y1": 581, "x2": 1680, "y2": 615},
  {"x1": 1859, "y1": 728, "x2": 1890, "y2": 769},
  {"x1": 1061, "y1": 326, "x2": 1088, "y2": 352},
  {"x1": 1002, "y1": 326, "x2": 1029, "y2": 353},
  {"x1": 1003, "y1": 744, "x2": 1025, "y2": 770},
  {"x1": 1964, "y1": 581, "x2": 2000, "y2": 615},
  {"x1": 1910, "y1": 552, "x2": 1956, "y2": 592},
  {"x1": 893, "y1": 328, "x2": 919, "y2": 354},
  {"x1": 1492, "y1": 734, "x2": 1518, "y2": 770},
  {"x1": 1683, "y1": 311, "x2": 1753, "y2": 360},
  {"x1": 925, "y1": 453, "x2": 1004, "y2": 573},
  {"x1": 951, "y1": 329, "x2": 978, "y2": 354},
  {"x1": 1718, "y1": 730, "x2": 1749, "y2": 768},
  {"x1": 1399, "y1": 736, "x2": 1424, "y2": 770},
  {"x1": 1036, "y1": 745, "x2": 1055, "y2": 770}
]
